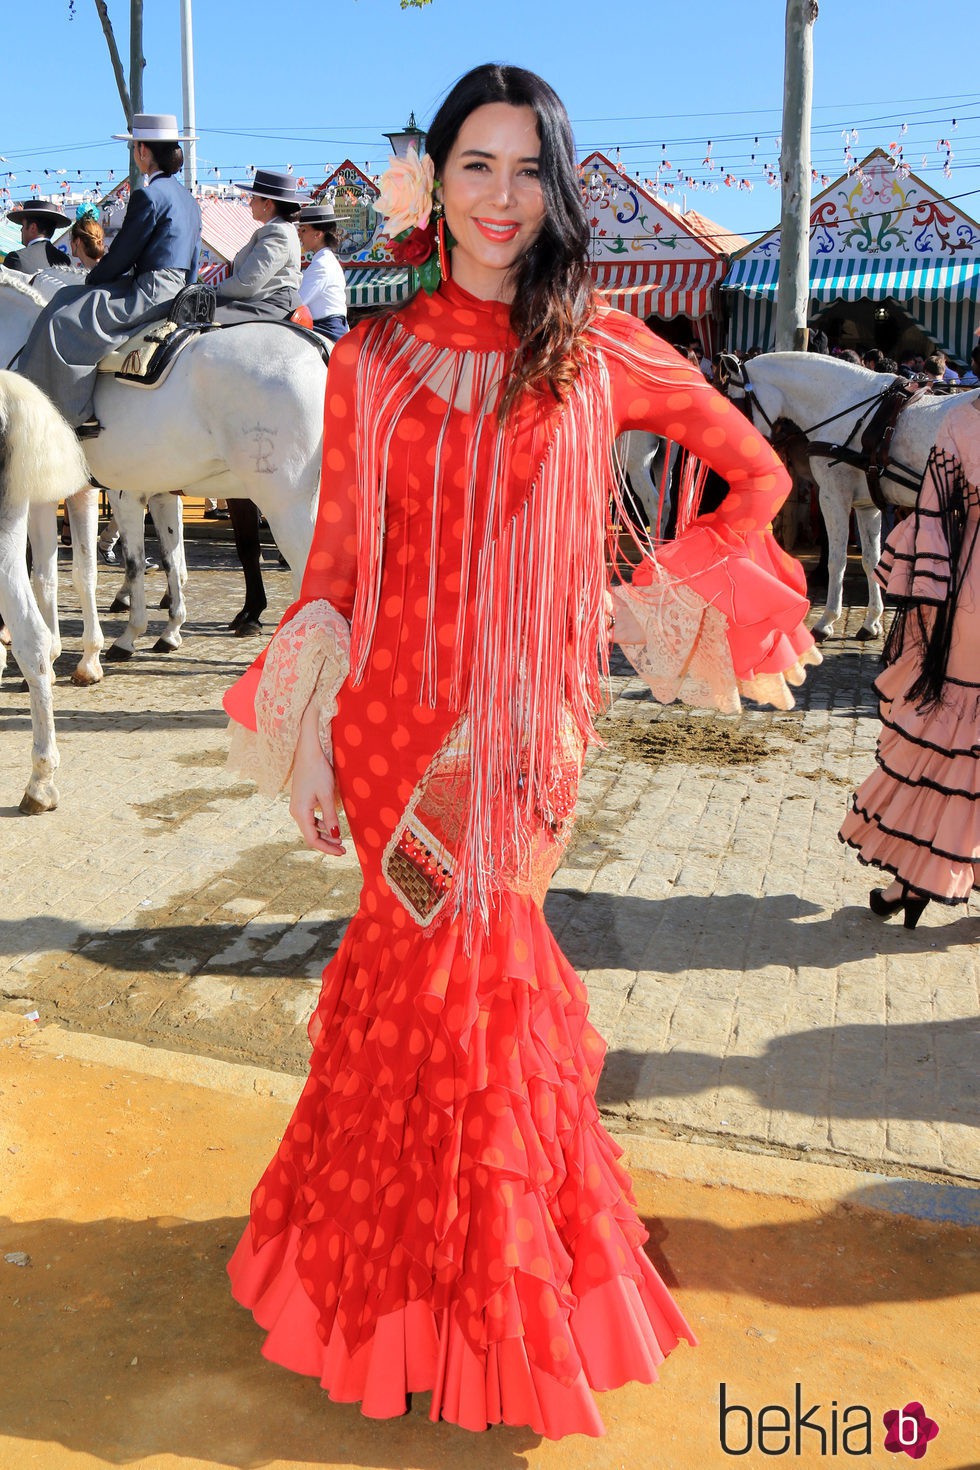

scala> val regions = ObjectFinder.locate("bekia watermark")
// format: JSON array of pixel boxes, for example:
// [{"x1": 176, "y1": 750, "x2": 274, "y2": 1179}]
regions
[
  {"x1": 719, "y1": 1384, "x2": 940, "y2": 1458},
  {"x1": 882, "y1": 1403, "x2": 940, "y2": 1459}
]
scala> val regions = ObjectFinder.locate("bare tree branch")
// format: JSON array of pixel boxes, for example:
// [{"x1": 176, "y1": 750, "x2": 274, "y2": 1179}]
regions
[{"x1": 90, "y1": 0, "x2": 132, "y2": 127}]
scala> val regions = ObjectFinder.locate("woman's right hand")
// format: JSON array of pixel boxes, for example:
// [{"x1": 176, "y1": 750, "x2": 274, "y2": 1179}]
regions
[{"x1": 288, "y1": 701, "x2": 346, "y2": 856}]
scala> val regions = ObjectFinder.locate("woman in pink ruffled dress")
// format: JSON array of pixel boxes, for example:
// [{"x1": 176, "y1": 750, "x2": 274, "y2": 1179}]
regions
[{"x1": 840, "y1": 394, "x2": 980, "y2": 926}]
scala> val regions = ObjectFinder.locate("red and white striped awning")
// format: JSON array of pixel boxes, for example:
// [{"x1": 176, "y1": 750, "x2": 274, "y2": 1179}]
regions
[
  {"x1": 198, "y1": 260, "x2": 230, "y2": 286},
  {"x1": 592, "y1": 260, "x2": 725, "y2": 320}
]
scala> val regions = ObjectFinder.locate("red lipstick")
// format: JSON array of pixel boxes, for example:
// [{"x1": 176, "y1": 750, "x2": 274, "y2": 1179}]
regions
[{"x1": 474, "y1": 219, "x2": 520, "y2": 242}]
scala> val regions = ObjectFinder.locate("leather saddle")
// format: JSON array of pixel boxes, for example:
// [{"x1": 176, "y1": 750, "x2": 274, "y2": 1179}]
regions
[
  {"x1": 98, "y1": 284, "x2": 331, "y2": 389},
  {"x1": 98, "y1": 285, "x2": 219, "y2": 388}
]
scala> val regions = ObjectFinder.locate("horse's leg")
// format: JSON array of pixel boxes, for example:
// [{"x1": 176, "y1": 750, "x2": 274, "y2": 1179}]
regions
[
  {"x1": 104, "y1": 490, "x2": 148, "y2": 661},
  {"x1": 103, "y1": 489, "x2": 134, "y2": 614},
  {"x1": 251, "y1": 474, "x2": 319, "y2": 604},
  {"x1": 618, "y1": 431, "x2": 659, "y2": 532},
  {"x1": 853, "y1": 502, "x2": 884, "y2": 640},
  {"x1": 162, "y1": 494, "x2": 188, "y2": 608},
  {"x1": 227, "y1": 497, "x2": 267, "y2": 635},
  {"x1": 65, "y1": 483, "x2": 104, "y2": 684},
  {"x1": 0, "y1": 503, "x2": 59, "y2": 812},
  {"x1": 148, "y1": 492, "x2": 187, "y2": 652},
  {"x1": 812, "y1": 480, "x2": 850, "y2": 641},
  {"x1": 26, "y1": 502, "x2": 61, "y2": 671}
]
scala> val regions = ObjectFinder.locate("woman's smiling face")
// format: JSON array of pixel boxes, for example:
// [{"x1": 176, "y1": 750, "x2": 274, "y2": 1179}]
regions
[{"x1": 440, "y1": 102, "x2": 547, "y2": 302}]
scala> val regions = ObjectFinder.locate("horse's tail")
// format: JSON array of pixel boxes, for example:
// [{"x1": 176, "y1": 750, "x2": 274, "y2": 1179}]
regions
[{"x1": 0, "y1": 370, "x2": 89, "y2": 510}]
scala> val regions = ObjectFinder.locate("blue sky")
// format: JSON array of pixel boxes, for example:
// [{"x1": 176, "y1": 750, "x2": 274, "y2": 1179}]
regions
[{"x1": 4, "y1": 0, "x2": 979, "y2": 244}]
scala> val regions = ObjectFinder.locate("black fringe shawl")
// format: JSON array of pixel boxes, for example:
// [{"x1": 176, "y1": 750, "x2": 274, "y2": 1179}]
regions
[{"x1": 882, "y1": 442, "x2": 979, "y2": 709}]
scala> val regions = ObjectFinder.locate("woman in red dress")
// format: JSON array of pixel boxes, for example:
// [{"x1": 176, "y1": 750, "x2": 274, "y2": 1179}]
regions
[{"x1": 223, "y1": 64, "x2": 819, "y2": 1438}]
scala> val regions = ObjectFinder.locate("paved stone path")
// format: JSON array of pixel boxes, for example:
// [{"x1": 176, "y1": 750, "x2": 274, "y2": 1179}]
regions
[{"x1": 1, "y1": 542, "x2": 976, "y2": 1183}]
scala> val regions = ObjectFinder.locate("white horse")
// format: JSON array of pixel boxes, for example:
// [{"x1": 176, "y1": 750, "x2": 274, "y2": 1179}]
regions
[
  {"x1": 0, "y1": 268, "x2": 176, "y2": 674},
  {"x1": 0, "y1": 372, "x2": 91, "y2": 812},
  {"x1": 0, "y1": 268, "x2": 328, "y2": 662},
  {"x1": 618, "y1": 430, "x2": 677, "y2": 535},
  {"x1": 722, "y1": 352, "x2": 979, "y2": 640}
]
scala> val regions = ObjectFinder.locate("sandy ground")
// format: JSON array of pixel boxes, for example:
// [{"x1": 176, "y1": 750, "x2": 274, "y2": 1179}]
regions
[{"x1": 1, "y1": 1013, "x2": 977, "y2": 1470}]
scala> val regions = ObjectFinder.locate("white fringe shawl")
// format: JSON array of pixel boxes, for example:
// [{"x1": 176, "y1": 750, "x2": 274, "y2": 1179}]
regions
[{"x1": 346, "y1": 308, "x2": 700, "y2": 934}]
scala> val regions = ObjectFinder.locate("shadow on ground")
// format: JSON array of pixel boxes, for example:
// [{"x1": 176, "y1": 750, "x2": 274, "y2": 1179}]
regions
[{"x1": 546, "y1": 889, "x2": 979, "y2": 974}]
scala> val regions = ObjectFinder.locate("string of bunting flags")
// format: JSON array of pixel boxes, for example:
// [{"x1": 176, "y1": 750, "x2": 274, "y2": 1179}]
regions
[{"x1": 0, "y1": 111, "x2": 968, "y2": 208}]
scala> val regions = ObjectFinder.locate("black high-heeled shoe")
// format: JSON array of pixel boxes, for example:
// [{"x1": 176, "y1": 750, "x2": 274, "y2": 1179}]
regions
[
  {"x1": 868, "y1": 886, "x2": 930, "y2": 929},
  {"x1": 901, "y1": 895, "x2": 930, "y2": 930}
]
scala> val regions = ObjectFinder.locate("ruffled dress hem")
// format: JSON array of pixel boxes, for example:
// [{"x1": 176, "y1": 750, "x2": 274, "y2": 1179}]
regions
[
  {"x1": 228, "y1": 1222, "x2": 694, "y2": 1438},
  {"x1": 839, "y1": 655, "x2": 980, "y2": 903},
  {"x1": 224, "y1": 892, "x2": 696, "y2": 1439}
]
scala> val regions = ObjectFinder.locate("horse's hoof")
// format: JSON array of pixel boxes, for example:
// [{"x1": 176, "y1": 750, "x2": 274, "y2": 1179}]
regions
[
  {"x1": 228, "y1": 608, "x2": 248, "y2": 630},
  {"x1": 812, "y1": 626, "x2": 832, "y2": 643},
  {"x1": 19, "y1": 788, "x2": 58, "y2": 815},
  {"x1": 71, "y1": 668, "x2": 104, "y2": 687},
  {"x1": 152, "y1": 638, "x2": 179, "y2": 654},
  {"x1": 108, "y1": 595, "x2": 131, "y2": 614},
  {"x1": 234, "y1": 619, "x2": 264, "y2": 637},
  {"x1": 855, "y1": 626, "x2": 880, "y2": 642},
  {"x1": 158, "y1": 593, "x2": 170, "y2": 610},
  {"x1": 103, "y1": 643, "x2": 134, "y2": 662}
]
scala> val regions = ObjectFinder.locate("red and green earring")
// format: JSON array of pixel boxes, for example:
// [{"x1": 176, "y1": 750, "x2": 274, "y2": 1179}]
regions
[{"x1": 433, "y1": 189, "x2": 453, "y2": 281}]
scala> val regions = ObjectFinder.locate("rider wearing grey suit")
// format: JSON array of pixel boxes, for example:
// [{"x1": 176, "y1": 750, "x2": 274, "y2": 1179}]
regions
[
  {"x1": 4, "y1": 200, "x2": 74, "y2": 276},
  {"x1": 18, "y1": 114, "x2": 201, "y2": 429},
  {"x1": 214, "y1": 169, "x2": 301, "y2": 325}
]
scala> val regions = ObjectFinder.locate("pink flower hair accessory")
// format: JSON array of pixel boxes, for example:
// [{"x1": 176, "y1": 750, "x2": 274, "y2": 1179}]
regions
[
  {"x1": 375, "y1": 146, "x2": 435, "y2": 237},
  {"x1": 374, "y1": 146, "x2": 454, "y2": 295}
]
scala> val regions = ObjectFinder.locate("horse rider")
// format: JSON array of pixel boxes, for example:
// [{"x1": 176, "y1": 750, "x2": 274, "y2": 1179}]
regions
[
  {"x1": 17, "y1": 112, "x2": 201, "y2": 433},
  {"x1": 296, "y1": 203, "x2": 349, "y2": 342},
  {"x1": 213, "y1": 169, "x2": 302, "y2": 324},
  {"x1": 4, "y1": 199, "x2": 74, "y2": 275}
]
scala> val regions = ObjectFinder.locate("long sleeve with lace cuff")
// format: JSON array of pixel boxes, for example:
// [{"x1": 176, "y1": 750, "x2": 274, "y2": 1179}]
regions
[{"x1": 226, "y1": 599, "x2": 351, "y2": 797}]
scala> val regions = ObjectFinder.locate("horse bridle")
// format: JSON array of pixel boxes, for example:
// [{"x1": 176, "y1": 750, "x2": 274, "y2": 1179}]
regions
[{"x1": 720, "y1": 357, "x2": 927, "y2": 508}]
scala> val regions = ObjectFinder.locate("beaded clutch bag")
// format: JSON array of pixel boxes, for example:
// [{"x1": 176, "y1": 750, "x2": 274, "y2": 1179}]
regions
[{"x1": 385, "y1": 813, "x2": 455, "y2": 924}]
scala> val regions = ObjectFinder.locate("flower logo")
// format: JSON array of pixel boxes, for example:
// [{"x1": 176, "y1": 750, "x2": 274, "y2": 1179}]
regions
[{"x1": 883, "y1": 1402, "x2": 939, "y2": 1459}]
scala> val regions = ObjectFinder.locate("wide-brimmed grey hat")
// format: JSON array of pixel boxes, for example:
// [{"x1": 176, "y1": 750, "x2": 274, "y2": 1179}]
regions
[
  {"x1": 235, "y1": 169, "x2": 303, "y2": 204},
  {"x1": 297, "y1": 203, "x2": 341, "y2": 228},
  {"x1": 112, "y1": 112, "x2": 196, "y2": 143},
  {"x1": 7, "y1": 199, "x2": 72, "y2": 228}
]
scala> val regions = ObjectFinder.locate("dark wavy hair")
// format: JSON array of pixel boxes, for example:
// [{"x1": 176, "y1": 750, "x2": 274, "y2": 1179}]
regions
[{"x1": 426, "y1": 63, "x2": 595, "y2": 412}]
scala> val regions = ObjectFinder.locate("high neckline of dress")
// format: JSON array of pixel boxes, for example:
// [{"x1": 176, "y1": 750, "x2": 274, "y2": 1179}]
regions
[{"x1": 399, "y1": 275, "x2": 517, "y2": 352}]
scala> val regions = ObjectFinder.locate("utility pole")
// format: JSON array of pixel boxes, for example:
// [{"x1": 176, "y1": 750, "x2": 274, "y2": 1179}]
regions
[
  {"x1": 128, "y1": 0, "x2": 145, "y2": 191},
  {"x1": 179, "y1": 0, "x2": 198, "y2": 192},
  {"x1": 774, "y1": 0, "x2": 817, "y2": 352}
]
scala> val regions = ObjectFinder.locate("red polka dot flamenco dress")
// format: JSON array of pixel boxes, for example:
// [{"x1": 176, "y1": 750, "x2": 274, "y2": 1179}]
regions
[{"x1": 223, "y1": 279, "x2": 819, "y2": 1437}]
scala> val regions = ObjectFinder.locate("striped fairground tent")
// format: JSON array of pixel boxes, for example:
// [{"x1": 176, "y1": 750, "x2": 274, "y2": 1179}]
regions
[
  {"x1": 344, "y1": 266, "x2": 413, "y2": 309},
  {"x1": 593, "y1": 260, "x2": 727, "y2": 320},
  {"x1": 594, "y1": 261, "x2": 728, "y2": 357},
  {"x1": 722, "y1": 252, "x2": 980, "y2": 363},
  {"x1": 581, "y1": 152, "x2": 743, "y2": 357},
  {"x1": 722, "y1": 149, "x2": 980, "y2": 363}
]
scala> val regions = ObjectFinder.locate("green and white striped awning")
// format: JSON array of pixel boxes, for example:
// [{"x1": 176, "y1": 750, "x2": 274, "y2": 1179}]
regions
[
  {"x1": 722, "y1": 254, "x2": 980, "y2": 302},
  {"x1": 722, "y1": 253, "x2": 980, "y2": 362},
  {"x1": 344, "y1": 266, "x2": 413, "y2": 308}
]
